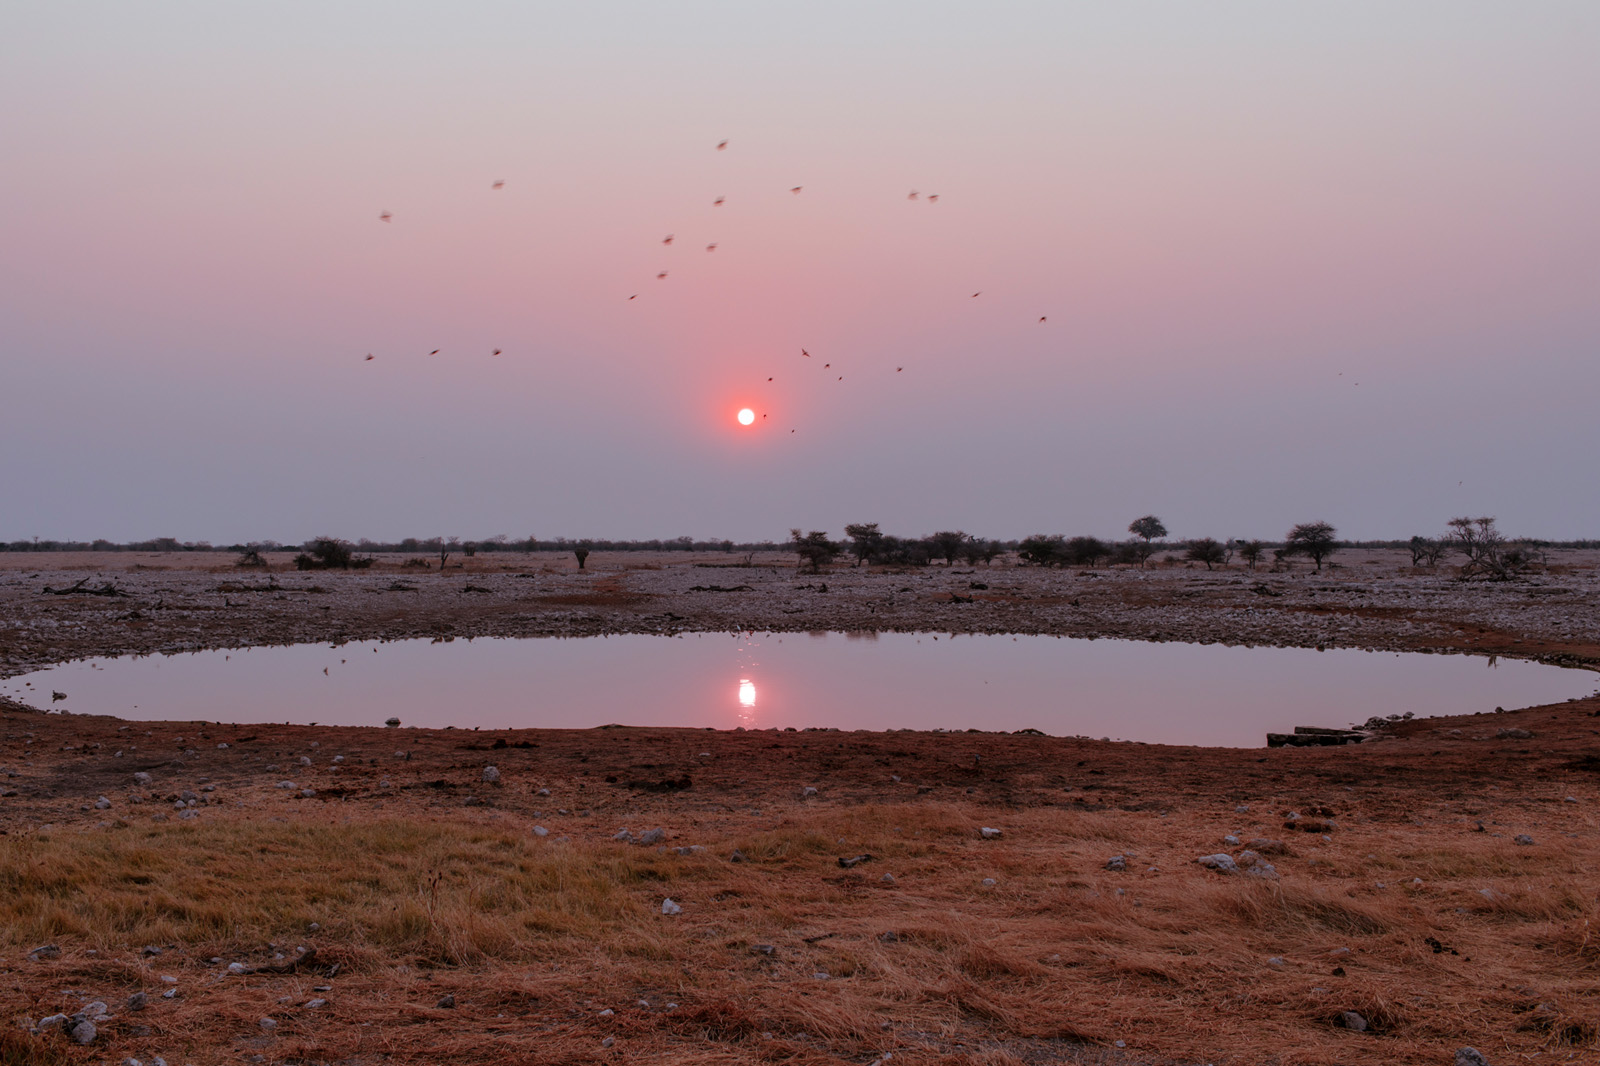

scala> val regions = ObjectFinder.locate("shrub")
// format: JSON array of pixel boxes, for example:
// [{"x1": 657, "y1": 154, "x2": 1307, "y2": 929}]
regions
[
  {"x1": 1064, "y1": 536, "x2": 1110, "y2": 567},
  {"x1": 235, "y1": 547, "x2": 269, "y2": 569},
  {"x1": 293, "y1": 537, "x2": 361, "y2": 571},
  {"x1": 1236, "y1": 540, "x2": 1266, "y2": 570},
  {"x1": 1409, "y1": 535, "x2": 1448, "y2": 567},
  {"x1": 1017, "y1": 534, "x2": 1065, "y2": 567},
  {"x1": 927, "y1": 530, "x2": 968, "y2": 566}
]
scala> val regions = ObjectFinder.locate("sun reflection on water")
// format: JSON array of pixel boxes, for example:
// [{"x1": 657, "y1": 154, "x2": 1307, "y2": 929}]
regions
[{"x1": 738, "y1": 678, "x2": 756, "y2": 707}]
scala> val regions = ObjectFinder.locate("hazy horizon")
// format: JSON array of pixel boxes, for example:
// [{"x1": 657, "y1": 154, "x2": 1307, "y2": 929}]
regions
[{"x1": 5, "y1": 2, "x2": 1596, "y2": 543}]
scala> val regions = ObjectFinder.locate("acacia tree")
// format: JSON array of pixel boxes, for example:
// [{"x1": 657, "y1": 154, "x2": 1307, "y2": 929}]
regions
[
  {"x1": 1284, "y1": 521, "x2": 1339, "y2": 571},
  {"x1": 1185, "y1": 537, "x2": 1226, "y2": 570},
  {"x1": 1127, "y1": 515, "x2": 1167, "y2": 568},
  {"x1": 1447, "y1": 516, "x2": 1541, "y2": 579},
  {"x1": 790, "y1": 529, "x2": 839, "y2": 573},
  {"x1": 843, "y1": 522, "x2": 884, "y2": 566}
]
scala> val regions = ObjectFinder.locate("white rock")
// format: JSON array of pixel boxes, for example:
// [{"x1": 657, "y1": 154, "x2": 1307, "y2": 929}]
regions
[
  {"x1": 532, "y1": 826, "x2": 549, "y2": 837},
  {"x1": 276, "y1": 781, "x2": 296, "y2": 789},
  {"x1": 979, "y1": 827, "x2": 1002, "y2": 839},
  {"x1": 133, "y1": 772, "x2": 153, "y2": 786},
  {"x1": 259, "y1": 1017, "x2": 277, "y2": 1030},
  {"x1": 228, "y1": 962, "x2": 249, "y2": 974},
  {"x1": 802, "y1": 786, "x2": 818, "y2": 797},
  {"x1": 1196, "y1": 854, "x2": 1238, "y2": 873},
  {"x1": 661, "y1": 898, "x2": 682, "y2": 915},
  {"x1": 299, "y1": 756, "x2": 312, "y2": 765},
  {"x1": 482, "y1": 766, "x2": 500, "y2": 783},
  {"x1": 95, "y1": 796, "x2": 111, "y2": 809}
]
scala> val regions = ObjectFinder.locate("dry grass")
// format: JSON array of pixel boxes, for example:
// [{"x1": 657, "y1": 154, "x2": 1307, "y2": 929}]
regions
[{"x1": 2, "y1": 803, "x2": 1598, "y2": 1065}]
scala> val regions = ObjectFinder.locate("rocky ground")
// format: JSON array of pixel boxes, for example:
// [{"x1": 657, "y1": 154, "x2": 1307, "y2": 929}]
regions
[
  {"x1": 2, "y1": 548, "x2": 1598, "y2": 675},
  {"x1": 0, "y1": 549, "x2": 1596, "y2": 1065}
]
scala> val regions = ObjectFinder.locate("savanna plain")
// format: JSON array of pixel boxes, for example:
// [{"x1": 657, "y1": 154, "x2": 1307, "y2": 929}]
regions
[{"x1": 1, "y1": 549, "x2": 1598, "y2": 1066}]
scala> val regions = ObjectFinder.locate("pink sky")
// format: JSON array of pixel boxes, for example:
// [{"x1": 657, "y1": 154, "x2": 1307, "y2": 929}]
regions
[{"x1": 3, "y1": 2, "x2": 1596, "y2": 543}]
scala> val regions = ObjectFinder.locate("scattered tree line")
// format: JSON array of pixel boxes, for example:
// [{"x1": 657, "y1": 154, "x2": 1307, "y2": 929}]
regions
[{"x1": 1, "y1": 517, "x2": 1577, "y2": 583}]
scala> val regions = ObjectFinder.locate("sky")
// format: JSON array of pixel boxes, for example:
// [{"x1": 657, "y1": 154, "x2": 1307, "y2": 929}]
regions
[{"x1": 3, "y1": 1, "x2": 1596, "y2": 544}]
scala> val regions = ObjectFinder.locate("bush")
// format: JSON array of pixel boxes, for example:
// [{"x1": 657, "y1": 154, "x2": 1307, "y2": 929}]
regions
[
  {"x1": 236, "y1": 547, "x2": 269, "y2": 569},
  {"x1": 1236, "y1": 540, "x2": 1266, "y2": 570},
  {"x1": 1408, "y1": 535, "x2": 1448, "y2": 567},
  {"x1": 927, "y1": 530, "x2": 968, "y2": 566},
  {"x1": 1063, "y1": 536, "x2": 1110, "y2": 567},
  {"x1": 293, "y1": 537, "x2": 371, "y2": 571},
  {"x1": 1017, "y1": 534, "x2": 1065, "y2": 567}
]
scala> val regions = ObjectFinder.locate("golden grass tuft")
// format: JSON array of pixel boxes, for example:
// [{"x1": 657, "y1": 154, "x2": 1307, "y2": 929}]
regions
[{"x1": 0, "y1": 820, "x2": 666, "y2": 966}]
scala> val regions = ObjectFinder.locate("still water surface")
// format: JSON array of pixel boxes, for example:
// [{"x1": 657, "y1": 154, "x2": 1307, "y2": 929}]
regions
[{"x1": 7, "y1": 633, "x2": 1594, "y2": 746}]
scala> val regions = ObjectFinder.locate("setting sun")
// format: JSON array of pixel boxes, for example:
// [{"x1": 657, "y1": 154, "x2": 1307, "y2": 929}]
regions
[{"x1": 736, "y1": 408, "x2": 755, "y2": 426}]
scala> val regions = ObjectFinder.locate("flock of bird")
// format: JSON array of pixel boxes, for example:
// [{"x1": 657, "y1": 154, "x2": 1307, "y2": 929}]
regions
[{"x1": 363, "y1": 138, "x2": 1055, "y2": 434}]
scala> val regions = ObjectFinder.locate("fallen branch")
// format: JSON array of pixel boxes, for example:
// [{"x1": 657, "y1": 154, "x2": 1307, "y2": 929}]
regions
[{"x1": 42, "y1": 579, "x2": 130, "y2": 598}]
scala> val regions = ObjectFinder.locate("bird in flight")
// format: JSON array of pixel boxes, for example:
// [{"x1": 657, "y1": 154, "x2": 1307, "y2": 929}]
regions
[
  {"x1": 790, "y1": 186, "x2": 802, "y2": 194},
  {"x1": 717, "y1": 140, "x2": 728, "y2": 150},
  {"x1": 971, "y1": 292, "x2": 981, "y2": 298},
  {"x1": 706, "y1": 243, "x2": 717, "y2": 252},
  {"x1": 662, "y1": 235, "x2": 674, "y2": 245},
  {"x1": 713, "y1": 196, "x2": 725, "y2": 206},
  {"x1": 379, "y1": 210, "x2": 392, "y2": 222},
  {"x1": 767, "y1": 377, "x2": 773, "y2": 381},
  {"x1": 491, "y1": 348, "x2": 502, "y2": 356},
  {"x1": 1039, "y1": 317, "x2": 1047, "y2": 323},
  {"x1": 365, "y1": 354, "x2": 374, "y2": 361},
  {"x1": 492, "y1": 180, "x2": 504, "y2": 190},
  {"x1": 657, "y1": 271, "x2": 668, "y2": 279},
  {"x1": 927, "y1": 194, "x2": 939, "y2": 203},
  {"x1": 429, "y1": 349, "x2": 440, "y2": 355},
  {"x1": 629, "y1": 294, "x2": 637, "y2": 300},
  {"x1": 801, "y1": 349, "x2": 810, "y2": 357},
  {"x1": 897, "y1": 367, "x2": 903, "y2": 372}
]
